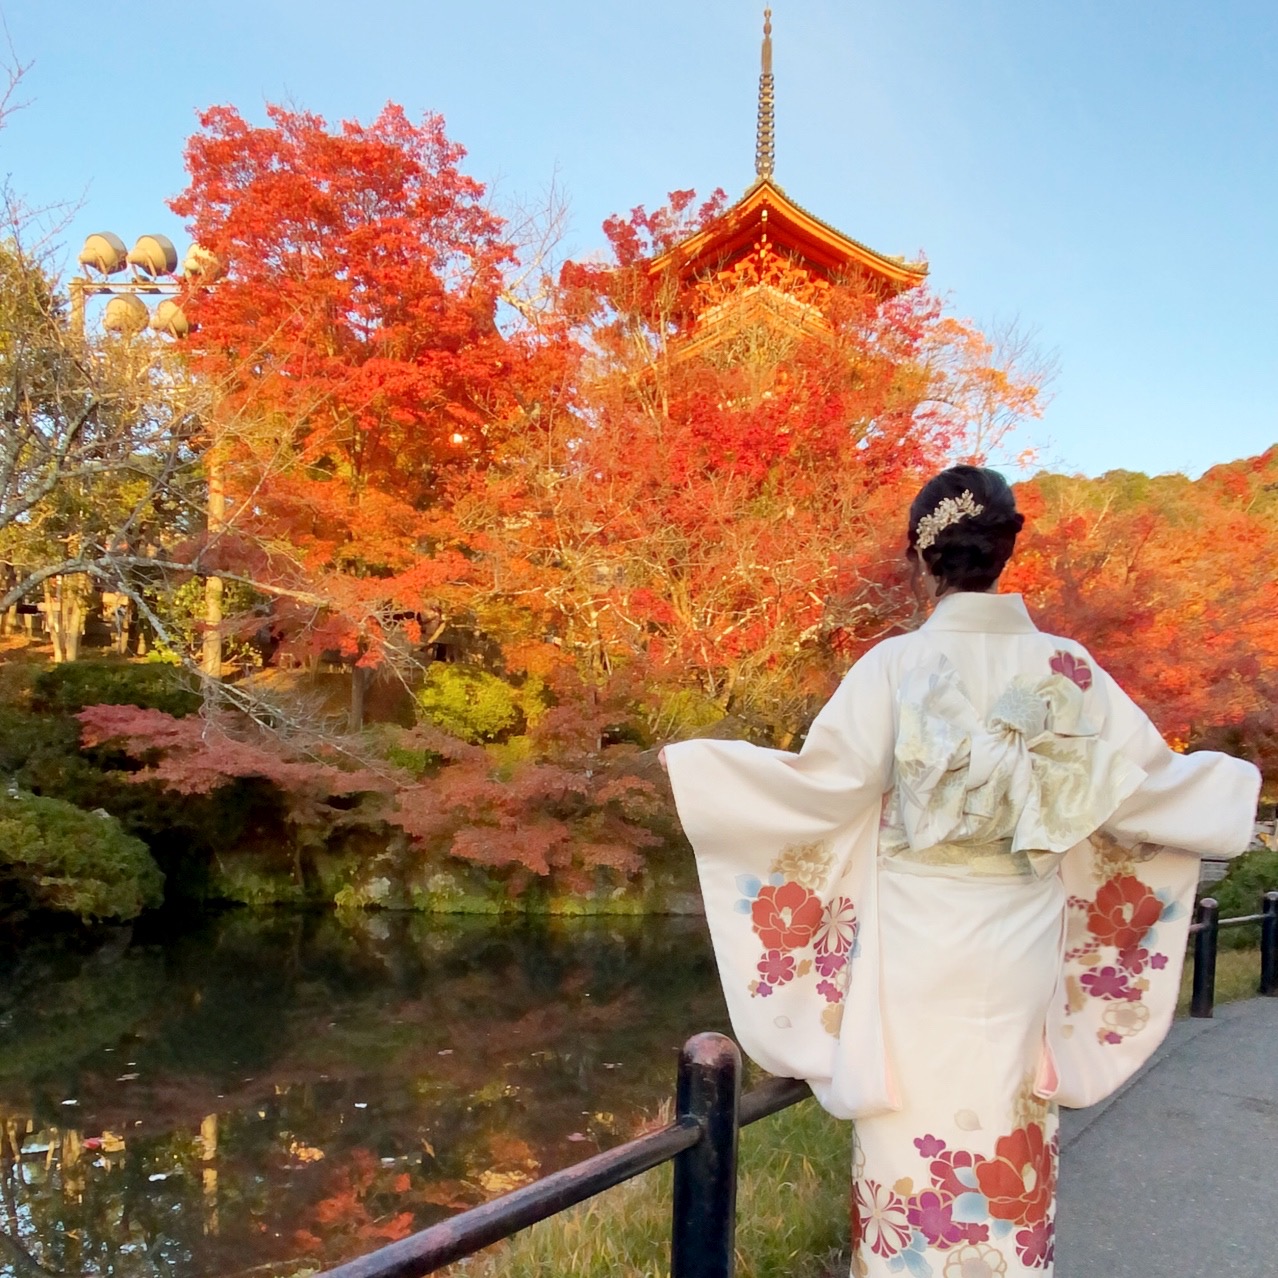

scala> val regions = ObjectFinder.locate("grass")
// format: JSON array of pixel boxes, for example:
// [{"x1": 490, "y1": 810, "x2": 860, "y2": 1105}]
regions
[
  {"x1": 1177, "y1": 944, "x2": 1264, "y2": 1014},
  {"x1": 442, "y1": 1098, "x2": 851, "y2": 1278}
]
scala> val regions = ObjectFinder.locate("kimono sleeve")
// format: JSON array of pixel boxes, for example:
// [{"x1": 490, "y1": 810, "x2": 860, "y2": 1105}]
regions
[
  {"x1": 1044, "y1": 659, "x2": 1260, "y2": 1109},
  {"x1": 1095, "y1": 666, "x2": 1260, "y2": 856},
  {"x1": 666, "y1": 643, "x2": 896, "y2": 853},
  {"x1": 664, "y1": 644, "x2": 897, "y2": 1101}
]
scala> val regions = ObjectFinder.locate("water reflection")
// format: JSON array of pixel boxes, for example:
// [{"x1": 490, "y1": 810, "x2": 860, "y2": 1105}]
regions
[{"x1": 0, "y1": 910, "x2": 728, "y2": 1276}]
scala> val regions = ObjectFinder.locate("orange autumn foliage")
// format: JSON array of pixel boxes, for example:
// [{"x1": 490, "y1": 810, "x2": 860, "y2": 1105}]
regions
[
  {"x1": 293, "y1": 1149, "x2": 415, "y2": 1256},
  {"x1": 1007, "y1": 448, "x2": 1278, "y2": 771},
  {"x1": 169, "y1": 102, "x2": 556, "y2": 664},
  {"x1": 468, "y1": 193, "x2": 1046, "y2": 739}
]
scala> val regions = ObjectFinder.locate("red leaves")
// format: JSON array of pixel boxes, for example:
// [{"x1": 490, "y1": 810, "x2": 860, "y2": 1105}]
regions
[
  {"x1": 173, "y1": 101, "x2": 517, "y2": 470},
  {"x1": 295, "y1": 1149, "x2": 419, "y2": 1257},
  {"x1": 517, "y1": 193, "x2": 991, "y2": 731},
  {"x1": 388, "y1": 677, "x2": 660, "y2": 886},
  {"x1": 170, "y1": 102, "x2": 548, "y2": 666},
  {"x1": 134, "y1": 111, "x2": 1083, "y2": 887},
  {"x1": 77, "y1": 704, "x2": 394, "y2": 803}
]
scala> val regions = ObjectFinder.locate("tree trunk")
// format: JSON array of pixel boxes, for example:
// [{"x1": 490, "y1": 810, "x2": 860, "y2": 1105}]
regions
[
  {"x1": 349, "y1": 664, "x2": 370, "y2": 733},
  {"x1": 44, "y1": 579, "x2": 65, "y2": 663},
  {"x1": 202, "y1": 450, "x2": 226, "y2": 679},
  {"x1": 103, "y1": 593, "x2": 132, "y2": 655},
  {"x1": 202, "y1": 575, "x2": 223, "y2": 677},
  {"x1": 63, "y1": 584, "x2": 85, "y2": 663},
  {"x1": 43, "y1": 576, "x2": 88, "y2": 663}
]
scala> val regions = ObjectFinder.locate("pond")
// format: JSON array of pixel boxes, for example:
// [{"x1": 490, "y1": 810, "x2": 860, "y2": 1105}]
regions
[{"x1": 0, "y1": 909, "x2": 730, "y2": 1277}]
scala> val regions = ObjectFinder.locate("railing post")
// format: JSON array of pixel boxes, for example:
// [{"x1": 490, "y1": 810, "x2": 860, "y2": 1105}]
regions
[
  {"x1": 671, "y1": 1032, "x2": 741, "y2": 1278},
  {"x1": 1190, "y1": 897, "x2": 1219, "y2": 1018},
  {"x1": 1260, "y1": 891, "x2": 1278, "y2": 997}
]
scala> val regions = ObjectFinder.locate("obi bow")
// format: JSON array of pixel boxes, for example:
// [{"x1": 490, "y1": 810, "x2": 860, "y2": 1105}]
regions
[{"x1": 893, "y1": 667, "x2": 1146, "y2": 876}]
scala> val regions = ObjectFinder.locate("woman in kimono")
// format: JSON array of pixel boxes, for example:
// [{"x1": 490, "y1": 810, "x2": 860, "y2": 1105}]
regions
[{"x1": 663, "y1": 466, "x2": 1259, "y2": 1278}]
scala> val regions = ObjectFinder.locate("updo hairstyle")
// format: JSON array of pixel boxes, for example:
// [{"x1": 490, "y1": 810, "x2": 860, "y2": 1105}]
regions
[{"x1": 907, "y1": 465, "x2": 1025, "y2": 596}]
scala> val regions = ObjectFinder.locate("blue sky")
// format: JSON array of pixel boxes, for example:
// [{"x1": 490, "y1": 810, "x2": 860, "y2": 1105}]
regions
[{"x1": 3, "y1": 0, "x2": 1275, "y2": 478}]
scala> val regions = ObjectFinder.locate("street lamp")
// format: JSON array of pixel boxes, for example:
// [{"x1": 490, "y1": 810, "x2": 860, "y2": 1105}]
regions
[
  {"x1": 69, "y1": 231, "x2": 227, "y2": 677},
  {"x1": 69, "y1": 232, "x2": 220, "y2": 337}
]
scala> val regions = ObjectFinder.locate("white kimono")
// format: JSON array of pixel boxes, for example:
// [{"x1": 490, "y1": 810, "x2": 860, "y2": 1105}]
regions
[{"x1": 666, "y1": 592, "x2": 1259, "y2": 1278}]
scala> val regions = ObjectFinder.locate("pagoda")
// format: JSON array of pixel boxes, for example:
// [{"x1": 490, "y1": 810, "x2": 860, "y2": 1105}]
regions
[{"x1": 656, "y1": 10, "x2": 926, "y2": 354}]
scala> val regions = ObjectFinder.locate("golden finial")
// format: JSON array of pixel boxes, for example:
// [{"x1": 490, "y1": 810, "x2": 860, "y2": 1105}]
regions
[{"x1": 755, "y1": 8, "x2": 776, "y2": 181}]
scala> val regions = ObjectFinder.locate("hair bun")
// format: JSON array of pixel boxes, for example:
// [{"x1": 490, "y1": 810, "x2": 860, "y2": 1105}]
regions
[{"x1": 907, "y1": 466, "x2": 1022, "y2": 594}]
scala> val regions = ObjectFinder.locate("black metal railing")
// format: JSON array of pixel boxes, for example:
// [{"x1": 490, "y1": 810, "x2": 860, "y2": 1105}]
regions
[
  {"x1": 1187, "y1": 888, "x2": 1278, "y2": 1017},
  {"x1": 323, "y1": 887, "x2": 1278, "y2": 1278},
  {"x1": 320, "y1": 1032, "x2": 809, "y2": 1278}
]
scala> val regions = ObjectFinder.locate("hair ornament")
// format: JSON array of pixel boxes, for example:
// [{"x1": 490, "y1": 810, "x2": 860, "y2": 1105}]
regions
[{"x1": 915, "y1": 490, "x2": 985, "y2": 551}]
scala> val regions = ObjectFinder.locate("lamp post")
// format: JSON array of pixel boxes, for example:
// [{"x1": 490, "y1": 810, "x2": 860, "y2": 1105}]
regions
[
  {"x1": 70, "y1": 233, "x2": 226, "y2": 677},
  {"x1": 68, "y1": 232, "x2": 216, "y2": 337}
]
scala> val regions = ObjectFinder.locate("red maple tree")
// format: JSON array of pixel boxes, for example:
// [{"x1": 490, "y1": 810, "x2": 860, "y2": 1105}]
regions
[
  {"x1": 468, "y1": 193, "x2": 1046, "y2": 742},
  {"x1": 170, "y1": 103, "x2": 548, "y2": 670}
]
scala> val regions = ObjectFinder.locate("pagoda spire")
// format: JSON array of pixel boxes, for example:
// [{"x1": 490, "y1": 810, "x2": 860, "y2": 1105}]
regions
[{"x1": 754, "y1": 8, "x2": 776, "y2": 181}]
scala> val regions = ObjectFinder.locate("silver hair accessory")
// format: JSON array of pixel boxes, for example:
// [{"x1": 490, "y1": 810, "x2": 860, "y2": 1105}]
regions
[{"x1": 915, "y1": 491, "x2": 984, "y2": 551}]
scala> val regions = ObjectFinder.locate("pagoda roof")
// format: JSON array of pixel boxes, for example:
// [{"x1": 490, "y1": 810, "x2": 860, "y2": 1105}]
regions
[{"x1": 654, "y1": 178, "x2": 927, "y2": 297}]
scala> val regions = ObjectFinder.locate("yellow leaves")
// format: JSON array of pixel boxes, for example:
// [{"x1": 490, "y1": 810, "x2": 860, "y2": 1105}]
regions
[
  {"x1": 477, "y1": 1169, "x2": 533, "y2": 1194},
  {"x1": 474, "y1": 1134, "x2": 540, "y2": 1197}
]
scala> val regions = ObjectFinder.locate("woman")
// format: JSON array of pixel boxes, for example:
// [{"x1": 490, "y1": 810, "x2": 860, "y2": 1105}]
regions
[{"x1": 663, "y1": 466, "x2": 1259, "y2": 1278}]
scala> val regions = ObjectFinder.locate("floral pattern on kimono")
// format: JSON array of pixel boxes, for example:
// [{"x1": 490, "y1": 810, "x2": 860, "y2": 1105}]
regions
[
  {"x1": 732, "y1": 840, "x2": 859, "y2": 1037},
  {"x1": 847, "y1": 1076, "x2": 1062, "y2": 1277},
  {"x1": 1047, "y1": 834, "x2": 1201, "y2": 1107}
]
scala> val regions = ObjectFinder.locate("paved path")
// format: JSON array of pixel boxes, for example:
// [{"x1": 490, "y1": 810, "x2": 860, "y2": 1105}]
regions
[{"x1": 1057, "y1": 997, "x2": 1278, "y2": 1276}]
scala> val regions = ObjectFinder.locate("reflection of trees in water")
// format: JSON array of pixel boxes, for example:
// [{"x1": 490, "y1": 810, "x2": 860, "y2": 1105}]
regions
[{"x1": 0, "y1": 912, "x2": 727, "y2": 1276}]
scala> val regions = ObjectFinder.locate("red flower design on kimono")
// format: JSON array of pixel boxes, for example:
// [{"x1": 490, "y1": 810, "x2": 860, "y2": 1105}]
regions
[
  {"x1": 930, "y1": 1148, "x2": 978, "y2": 1198},
  {"x1": 853, "y1": 1180, "x2": 912, "y2": 1257},
  {"x1": 756, "y1": 950, "x2": 796, "y2": 986},
  {"x1": 973, "y1": 1123, "x2": 1055, "y2": 1228},
  {"x1": 1015, "y1": 1220, "x2": 1056, "y2": 1268},
  {"x1": 1049, "y1": 649, "x2": 1092, "y2": 690},
  {"x1": 908, "y1": 1188, "x2": 965, "y2": 1248},
  {"x1": 751, "y1": 881, "x2": 822, "y2": 952},
  {"x1": 1087, "y1": 874, "x2": 1162, "y2": 952}
]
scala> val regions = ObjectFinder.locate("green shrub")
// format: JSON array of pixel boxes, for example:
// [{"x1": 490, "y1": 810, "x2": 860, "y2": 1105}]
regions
[
  {"x1": 650, "y1": 688, "x2": 726, "y2": 742},
  {"x1": 0, "y1": 791, "x2": 164, "y2": 921},
  {"x1": 0, "y1": 703, "x2": 81, "y2": 775},
  {"x1": 30, "y1": 662, "x2": 201, "y2": 717},
  {"x1": 415, "y1": 665, "x2": 544, "y2": 744},
  {"x1": 1206, "y1": 846, "x2": 1278, "y2": 949}
]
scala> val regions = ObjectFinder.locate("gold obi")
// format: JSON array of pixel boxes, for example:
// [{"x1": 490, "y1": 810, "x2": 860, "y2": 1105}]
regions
[{"x1": 880, "y1": 831, "x2": 1034, "y2": 881}]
